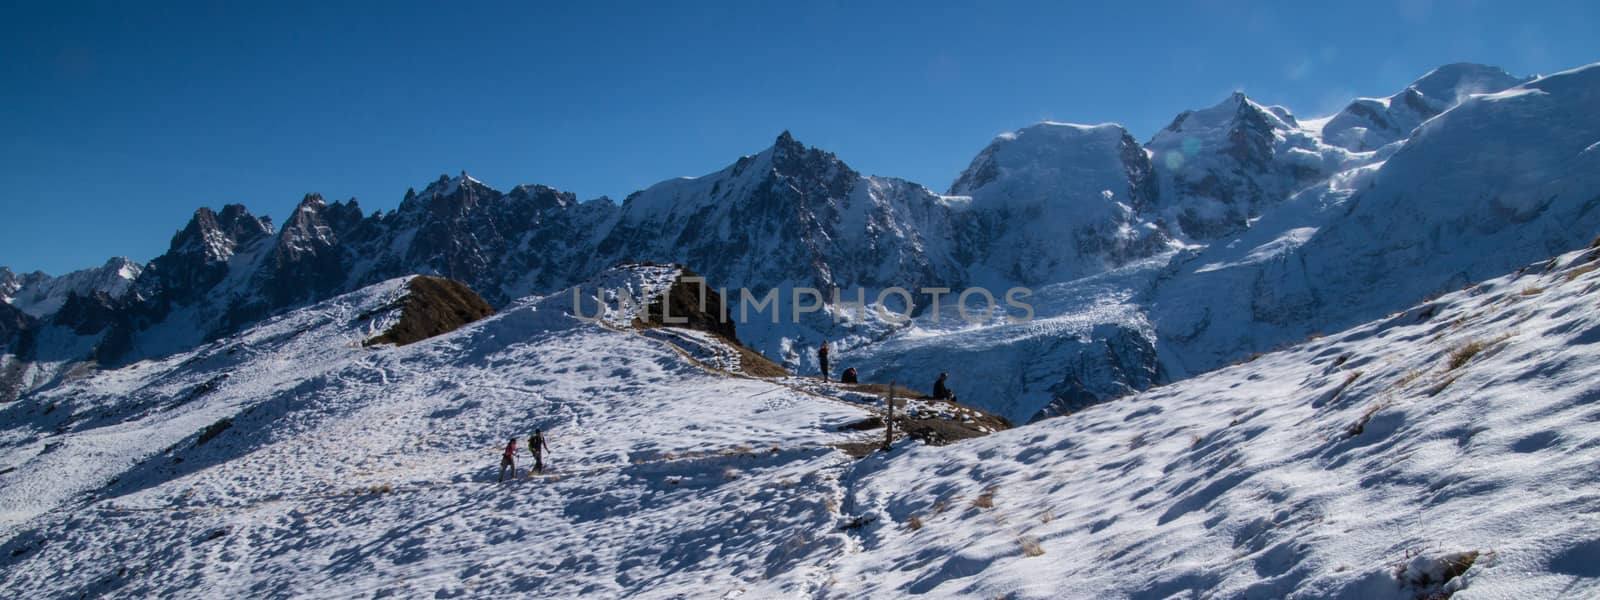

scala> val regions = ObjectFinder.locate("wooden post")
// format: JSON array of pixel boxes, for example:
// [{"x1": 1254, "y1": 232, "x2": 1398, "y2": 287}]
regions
[{"x1": 883, "y1": 380, "x2": 895, "y2": 452}]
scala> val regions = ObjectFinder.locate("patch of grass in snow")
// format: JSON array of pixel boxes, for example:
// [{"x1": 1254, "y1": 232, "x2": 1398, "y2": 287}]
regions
[
  {"x1": 1391, "y1": 549, "x2": 1481, "y2": 598},
  {"x1": 1565, "y1": 262, "x2": 1599, "y2": 282},
  {"x1": 1127, "y1": 433, "x2": 1149, "y2": 451},
  {"x1": 1345, "y1": 401, "x2": 1389, "y2": 438},
  {"x1": 1018, "y1": 536, "x2": 1045, "y2": 557},
  {"x1": 195, "y1": 418, "x2": 232, "y2": 446},
  {"x1": 1446, "y1": 340, "x2": 1487, "y2": 371},
  {"x1": 1039, "y1": 509, "x2": 1054, "y2": 524},
  {"x1": 1396, "y1": 368, "x2": 1428, "y2": 388},
  {"x1": 906, "y1": 515, "x2": 923, "y2": 531},
  {"x1": 973, "y1": 488, "x2": 996, "y2": 509},
  {"x1": 1519, "y1": 285, "x2": 1544, "y2": 296},
  {"x1": 1425, "y1": 374, "x2": 1462, "y2": 397}
]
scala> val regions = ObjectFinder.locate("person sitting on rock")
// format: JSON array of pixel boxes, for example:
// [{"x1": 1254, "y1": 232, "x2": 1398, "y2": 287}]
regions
[
  {"x1": 932, "y1": 372, "x2": 956, "y2": 401},
  {"x1": 840, "y1": 367, "x2": 859, "y2": 384}
]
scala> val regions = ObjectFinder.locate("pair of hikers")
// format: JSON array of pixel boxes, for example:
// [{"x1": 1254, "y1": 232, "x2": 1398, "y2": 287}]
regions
[
  {"x1": 816, "y1": 341, "x2": 859, "y2": 383},
  {"x1": 498, "y1": 428, "x2": 552, "y2": 482}
]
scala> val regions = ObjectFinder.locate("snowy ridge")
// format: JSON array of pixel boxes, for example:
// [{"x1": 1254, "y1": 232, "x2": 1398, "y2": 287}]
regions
[
  {"x1": 1320, "y1": 63, "x2": 1530, "y2": 152},
  {"x1": 2, "y1": 258, "x2": 142, "y2": 318},
  {"x1": 0, "y1": 268, "x2": 888, "y2": 597},
  {"x1": 768, "y1": 240, "x2": 1600, "y2": 598},
  {"x1": 3, "y1": 232, "x2": 1597, "y2": 598}
]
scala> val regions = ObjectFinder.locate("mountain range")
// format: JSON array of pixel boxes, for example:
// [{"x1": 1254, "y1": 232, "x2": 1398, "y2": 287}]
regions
[{"x1": 4, "y1": 61, "x2": 1599, "y2": 424}]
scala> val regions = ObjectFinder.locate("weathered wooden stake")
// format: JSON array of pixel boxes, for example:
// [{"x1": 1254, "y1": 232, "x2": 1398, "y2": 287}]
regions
[{"x1": 883, "y1": 380, "x2": 895, "y2": 452}]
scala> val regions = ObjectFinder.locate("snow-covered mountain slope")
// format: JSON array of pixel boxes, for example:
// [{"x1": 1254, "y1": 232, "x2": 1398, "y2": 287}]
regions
[
  {"x1": 1155, "y1": 62, "x2": 1600, "y2": 377},
  {"x1": 1145, "y1": 92, "x2": 1353, "y2": 241},
  {"x1": 837, "y1": 254, "x2": 1173, "y2": 426},
  {"x1": 1, "y1": 258, "x2": 142, "y2": 318},
  {"x1": 1320, "y1": 63, "x2": 1530, "y2": 152},
  {"x1": 950, "y1": 122, "x2": 1172, "y2": 286},
  {"x1": 4, "y1": 235, "x2": 1596, "y2": 598},
  {"x1": 770, "y1": 239, "x2": 1600, "y2": 598},
  {"x1": 0, "y1": 267, "x2": 899, "y2": 597}
]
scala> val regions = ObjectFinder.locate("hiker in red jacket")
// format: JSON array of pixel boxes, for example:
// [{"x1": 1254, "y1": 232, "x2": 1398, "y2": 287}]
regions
[{"x1": 498, "y1": 438, "x2": 517, "y2": 482}]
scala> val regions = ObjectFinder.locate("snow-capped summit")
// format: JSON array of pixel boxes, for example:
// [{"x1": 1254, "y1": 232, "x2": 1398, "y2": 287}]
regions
[
  {"x1": 0, "y1": 267, "x2": 22, "y2": 304},
  {"x1": 1147, "y1": 92, "x2": 1347, "y2": 240},
  {"x1": 1320, "y1": 62, "x2": 1530, "y2": 151},
  {"x1": 603, "y1": 131, "x2": 966, "y2": 294},
  {"x1": 3, "y1": 257, "x2": 143, "y2": 318},
  {"x1": 951, "y1": 121, "x2": 1171, "y2": 284},
  {"x1": 1154, "y1": 62, "x2": 1600, "y2": 375}
]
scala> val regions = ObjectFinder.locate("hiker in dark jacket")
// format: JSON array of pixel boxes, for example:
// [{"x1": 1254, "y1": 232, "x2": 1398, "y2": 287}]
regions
[
  {"x1": 528, "y1": 428, "x2": 551, "y2": 473},
  {"x1": 841, "y1": 367, "x2": 858, "y2": 384},
  {"x1": 498, "y1": 438, "x2": 517, "y2": 482},
  {"x1": 932, "y1": 372, "x2": 956, "y2": 401},
  {"x1": 818, "y1": 341, "x2": 831, "y2": 382}
]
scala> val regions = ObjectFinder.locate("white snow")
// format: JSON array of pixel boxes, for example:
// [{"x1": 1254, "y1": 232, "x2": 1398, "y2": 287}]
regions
[{"x1": 5, "y1": 238, "x2": 1599, "y2": 598}]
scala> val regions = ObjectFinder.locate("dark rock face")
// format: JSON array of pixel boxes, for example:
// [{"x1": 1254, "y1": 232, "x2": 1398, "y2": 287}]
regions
[
  {"x1": 600, "y1": 132, "x2": 966, "y2": 294},
  {"x1": 142, "y1": 205, "x2": 274, "y2": 308},
  {"x1": 1149, "y1": 93, "x2": 1333, "y2": 241},
  {"x1": 0, "y1": 301, "x2": 32, "y2": 355},
  {"x1": 1031, "y1": 324, "x2": 1166, "y2": 422},
  {"x1": 0, "y1": 302, "x2": 37, "y2": 402},
  {"x1": 0, "y1": 267, "x2": 18, "y2": 301},
  {"x1": 266, "y1": 194, "x2": 371, "y2": 307}
]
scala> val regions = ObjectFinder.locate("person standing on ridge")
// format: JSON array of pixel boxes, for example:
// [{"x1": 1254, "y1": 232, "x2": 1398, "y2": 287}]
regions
[
  {"x1": 818, "y1": 341, "x2": 831, "y2": 382},
  {"x1": 498, "y1": 438, "x2": 517, "y2": 482},
  {"x1": 528, "y1": 428, "x2": 551, "y2": 474}
]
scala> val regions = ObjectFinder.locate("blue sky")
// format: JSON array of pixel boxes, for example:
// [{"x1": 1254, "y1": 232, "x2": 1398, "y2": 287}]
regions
[{"x1": 2, "y1": 1, "x2": 1596, "y2": 275}]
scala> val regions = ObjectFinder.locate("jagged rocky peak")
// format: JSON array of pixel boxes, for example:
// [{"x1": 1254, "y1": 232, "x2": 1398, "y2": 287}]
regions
[
  {"x1": 0, "y1": 266, "x2": 19, "y2": 301},
  {"x1": 1147, "y1": 91, "x2": 1339, "y2": 240},
  {"x1": 1321, "y1": 63, "x2": 1530, "y2": 151},
  {"x1": 278, "y1": 194, "x2": 364, "y2": 258},
  {"x1": 170, "y1": 204, "x2": 274, "y2": 263},
  {"x1": 1151, "y1": 92, "x2": 1295, "y2": 166},
  {"x1": 398, "y1": 171, "x2": 499, "y2": 216},
  {"x1": 507, "y1": 183, "x2": 579, "y2": 211}
]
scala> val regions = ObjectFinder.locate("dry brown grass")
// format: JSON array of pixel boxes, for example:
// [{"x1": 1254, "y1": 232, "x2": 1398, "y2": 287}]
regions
[
  {"x1": 364, "y1": 276, "x2": 494, "y2": 346},
  {"x1": 906, "y1": 515, "x2": 923, "y2": 531},
  {"x1": 973, "y1": 489, "x2": 996, "y2": 509},
  {"x1": 1447, "y1": 339, "x2": 1487, "y2": 370},
  {"x1": 1520, "y1": 286, "x2": 1544, "y2": 296},
  {"x1": 1019, "y1": 536, "x2": 1045, "y2": 557},
  {"x1": 1566, "y1": 262, "x2": 1600, "y2": 282}
]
